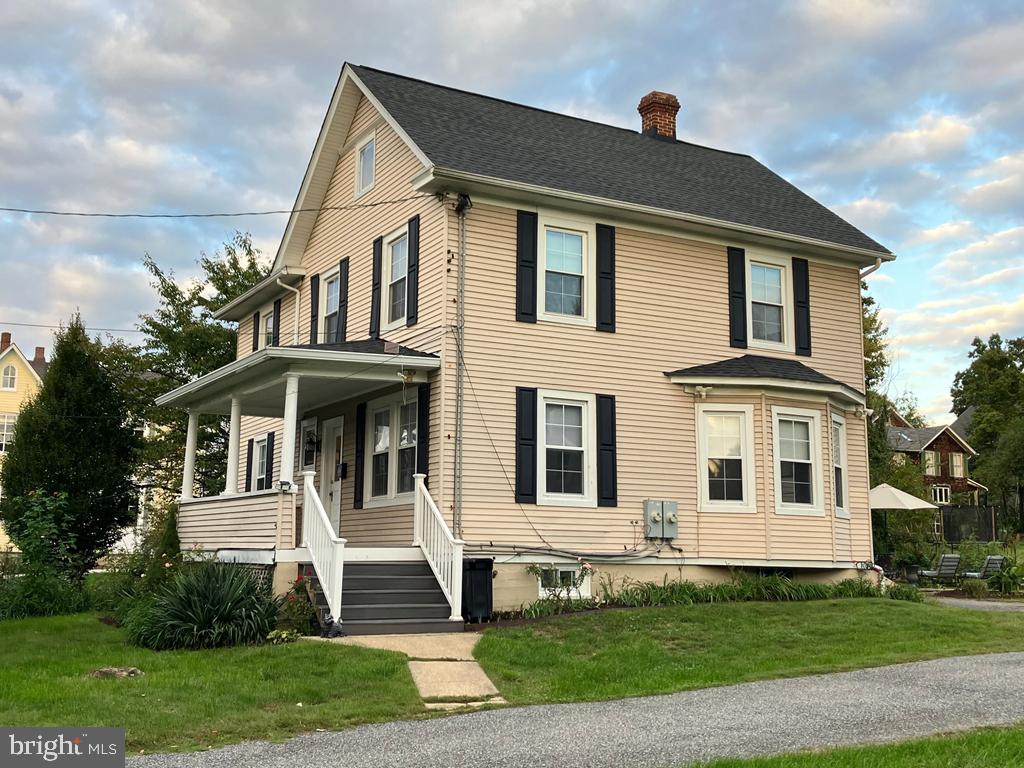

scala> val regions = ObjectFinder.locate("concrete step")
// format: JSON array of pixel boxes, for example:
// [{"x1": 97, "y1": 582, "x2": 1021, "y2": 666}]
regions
[
  {"x1": 340, "y1": 618, "x2": 464, "y2": 636},
  {"x1": 343, "y1": 602, "x2": 452, "y2": 621}
]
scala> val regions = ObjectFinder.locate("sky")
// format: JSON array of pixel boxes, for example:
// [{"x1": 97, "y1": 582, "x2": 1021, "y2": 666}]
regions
[{"x1": 1, "y1": 0, "x2": 1022, "y2": 424}]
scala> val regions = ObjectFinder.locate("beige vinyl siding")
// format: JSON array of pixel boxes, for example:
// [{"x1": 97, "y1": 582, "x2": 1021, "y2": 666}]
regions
[
  {"x1": 178, "y1": 491, "x2": 284, "y2": 550},
  {"x1": 236, "y1": 416, "x2": 284, "y2": 493},
  {"x1": 443, "y1": 200, "x2": 871, "y2": 562}
]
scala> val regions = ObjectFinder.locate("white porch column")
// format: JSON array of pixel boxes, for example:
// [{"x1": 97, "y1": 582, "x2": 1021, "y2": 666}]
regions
[
  {"x1": 224, "y1": 396, "x2": 242, "y2": 494},
  {"x1": 181, "y1": 409, "x2": 199, "y2": 500},
  {"x1": 279, "y1": 374, "x2": 300, "y2": 488}
]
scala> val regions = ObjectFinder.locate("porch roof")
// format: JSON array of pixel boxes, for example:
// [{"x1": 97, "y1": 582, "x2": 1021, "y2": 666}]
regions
[{"x1": 155, "y1": 340, "x2": 439, "y2": 417}]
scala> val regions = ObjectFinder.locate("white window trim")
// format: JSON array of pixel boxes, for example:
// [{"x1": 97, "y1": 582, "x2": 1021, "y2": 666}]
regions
[
  {"x1": 536, "y1": 212, "x2": 597, "y2": 328},
  {"x1": 537, "y1": 388, "x2": 597, "y2": 508},
  {"x1": 771, "y1": 405, "x2": 825, "y2": 516},
  {"x1": 1, "y1": 364, "x2": 16, "y2": 390},
  {"x1": 253, "y1": 433, "x2": 270, "y2": 491},
  {"x1": 380, "y1": 224, "x2": 410, "y2": 334},
  {"x1": 831, "y1": 413, "x2": 849, "y2": 519},
  {"x1": 257, "y1": 301, "x2": 275, "y2": 350},
  {"x1": 319, "y1": 266, "x2": 342, "y2": 344},
  {"x1": 923, "y1": 450, "x2": 940, "y2": 476},
  {"x1": 696, "y1": 403, "x2": 756, "y2": 514},
  {"x1": 354, "y1": 131, "x2": 376, "y2": 198},
  {"x1": 361, "y1": 389, "x2": 418, "y2": 509},
  {"x1": 932, "y1": 485, "x2": 951, "y2": 504},
  {"x1": 951, "y1": 452, "x2": 965, "y2": 478},
  {"x1": 0, "y1": 412, "x2": 16, "y2": 453},
  {"x1": 536, "y1": 566, "x2": 592, "y2": 598},
  {"x1": 745, "y1": 250, "x2": 795, "y2": 354}
]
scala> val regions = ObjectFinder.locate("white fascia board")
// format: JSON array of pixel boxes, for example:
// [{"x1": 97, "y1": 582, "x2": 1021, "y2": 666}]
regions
[
  {"x1": 0, "y1": 343, "x2": 42, "y2": 385},
  {"x1": 667, "y1": 374, "x2": 866, "y2": 406},
  {"x1": 213, "y1": 267, "x2": 307, "y2": 321},
  {"x1": 417, "y1": 166, "x2": 895, "y2": 268},
  {"x1": 922, "y1": 426, "x2": 978, "y2": 456}
]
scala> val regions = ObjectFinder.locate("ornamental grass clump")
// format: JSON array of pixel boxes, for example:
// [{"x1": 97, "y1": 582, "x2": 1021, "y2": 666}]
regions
[{"x1": 125, "y1": 561, "x2": 279, "y2": 650}]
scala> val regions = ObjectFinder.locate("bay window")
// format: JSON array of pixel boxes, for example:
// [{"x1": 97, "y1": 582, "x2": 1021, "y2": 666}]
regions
[
  {"x1": 697, "y1": 404, "x2": 755, "y2": 513},
  {"x1": 772, "y1": 406, "x2": 824, "y2": 515},
  {"x1": 832, "y1": 415, "x2": 848, "y2": 518}
]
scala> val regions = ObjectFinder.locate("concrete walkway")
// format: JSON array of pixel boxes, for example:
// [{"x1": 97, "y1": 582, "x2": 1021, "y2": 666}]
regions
[
  {"x1": 130, "y1": 652, "x2": 1024, "y2": 768},
  {"x1": 317, "y1": 633, "x2": 504, "y2": 710}
]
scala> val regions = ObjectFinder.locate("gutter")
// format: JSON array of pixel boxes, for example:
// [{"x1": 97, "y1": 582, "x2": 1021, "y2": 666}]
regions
[
  {"x1": 213, "y1": 266, "x2": 307, "y2": 321},
  {"x1": 859, "y1": 256, "x2": 883, "y2": 279}
]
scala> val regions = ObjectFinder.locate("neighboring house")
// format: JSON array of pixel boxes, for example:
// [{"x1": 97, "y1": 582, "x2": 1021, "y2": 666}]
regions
[
  {"x1": 0, "y1": 331, "x2": 48, "y2": 551},
  {"x1": 886, "y1": 410, "x2": 985, "y2": 505},
  {"x1": 156, "y1": 65, "x2": 893, "y2": 633}
]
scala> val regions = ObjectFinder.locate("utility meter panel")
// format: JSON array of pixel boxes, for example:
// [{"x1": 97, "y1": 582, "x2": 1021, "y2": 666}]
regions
[{"x1": 643, "y1": 500, "x2": 679, "y2": 540}]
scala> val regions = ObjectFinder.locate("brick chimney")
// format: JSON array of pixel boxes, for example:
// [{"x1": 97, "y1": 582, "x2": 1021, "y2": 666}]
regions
[
  {"x1": 0, "y1": 332, "x2": 10, "y2": 353},
  {"x1": 34, "y1": 346, "x2": 45, "y2": 364},
  {"x1": 638, "y1": 91, "x2": 681, "y2": 139}
]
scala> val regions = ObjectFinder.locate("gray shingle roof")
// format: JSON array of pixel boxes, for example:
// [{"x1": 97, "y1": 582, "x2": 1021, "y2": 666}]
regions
[
  {"x1": 950, "y1": 405, "x2": 976, "y2": 439},
  {"x1": 886, "y1": 425, "x2": 944, "y2": 453},
  {"x1": 289, "y1": 338, "x2": 437, "y2": 358},
  {"x1": 352, "y1": 65, "x2": 891, "y2": 256},
  {"x1": 665, "y1": 354, "x2": 858, "y2": 391}
]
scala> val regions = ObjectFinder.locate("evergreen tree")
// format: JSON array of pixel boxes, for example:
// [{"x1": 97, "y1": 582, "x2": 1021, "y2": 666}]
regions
[{"x1": 0, "y1": 316, "x2": 140, "y2": 577}]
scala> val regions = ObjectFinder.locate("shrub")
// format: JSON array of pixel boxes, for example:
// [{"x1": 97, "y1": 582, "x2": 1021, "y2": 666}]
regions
[
  {"x1": 125, "y1": 561, "x2": 279, "y2": 650},
  {"x1": 84, "y1": 571, "x2": 131, "y2": 613},
  {"x1": 885, "y1": 583, "x2": 924, "y2": 602},
  {"x1": 276, "y1": 576, "x2": 319, "y2": 635},
  {"x1": 267, "y1": 629, "x2": 301, "y2": 644},
  {"x1": 989, "y1": 563, "x2": 1023, "y2": 596},
  {"x1": 956, "y1": 536, "x2": 1004, "y2": 573},
  {"x1": 960, "y1": 578, "x2": 989, "y2": 599},
  {"x1": 0, "y1": 565, "x2": 88, "y2": 620}
]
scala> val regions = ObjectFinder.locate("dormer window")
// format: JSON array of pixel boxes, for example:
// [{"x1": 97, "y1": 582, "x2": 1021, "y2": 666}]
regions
[{"x1": 356, "y1": 133, "x2": 375, "y2": 197}]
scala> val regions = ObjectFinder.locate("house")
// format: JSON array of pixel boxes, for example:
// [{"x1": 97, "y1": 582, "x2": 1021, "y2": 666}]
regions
[
  {"x1": 886, "y1": 410, "x2": 986, "y2": 506},
  {"x1": 156, "y1": 65, "x2": 893, "y2": 633},
  {"x1": 0, "y1": 331, "x2": 48, "y2": 551}
]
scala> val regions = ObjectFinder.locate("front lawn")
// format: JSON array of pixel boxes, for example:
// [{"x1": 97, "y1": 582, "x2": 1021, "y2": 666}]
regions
[
  {"x1": 0, "y1": 613, "x2": 422, "y2": 753},
  {"x1": 699, "y1": 724, "x2": 1024, "y2": 767},
  {"x1": 474, "y1": 599, "x2": 1024, "y2": 704}
]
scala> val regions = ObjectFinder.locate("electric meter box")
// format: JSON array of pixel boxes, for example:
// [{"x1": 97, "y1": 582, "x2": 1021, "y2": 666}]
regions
[{"x1": 643, "y1": 499, "x2": 679, "y2": 540}]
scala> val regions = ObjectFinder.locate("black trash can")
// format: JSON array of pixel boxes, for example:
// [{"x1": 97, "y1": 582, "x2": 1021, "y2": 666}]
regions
[{"x1": 462, "y1": 558, "x2": 494, "y2": 622}]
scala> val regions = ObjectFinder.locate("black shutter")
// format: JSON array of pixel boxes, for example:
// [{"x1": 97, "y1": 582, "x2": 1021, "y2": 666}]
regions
[
  {"x1": 265, "y1": 432, "x2": 275, "y2": 488},
  {"x1": 308, "y1": 274, "x2": 320, "y2": 345},
  {"x1": 338, "y1": 258, "x2": 349, "y2": 342},
  {"x1": 596, "y1": 224, "x2": 616, "y2": 332},
  {"x1": 417, "y1": 382, "x2": 430, "y2": 479},
  {"x1": 251, "y1": 311, "x2": 260, "y2": 352},
  {"x1": 353, "y1": 402, "x2": 366, "y2": 509},
  {"x1": 271, "y1": 298, "x2": 282, "y2": 346},
  {"x1": 514, "y1": 387, "x2": 538, "y2": 503},
  {"x1": 792, "y1": 257, "x2": 812, "y2": 356},
  {"x1": 515, "y1": 211, "x2": 538, "y2": 323},
  {"x1": 244, "y1": 438, "x2": 254, "y2": 492},
  {"x1": 596, "y1": 394, "x2": 618, "y2": 507},
  {"x1": 369, "y1": 238, "x2": 382, "y2": 338},
  {"x1": 727, "y1": 247, "x2": 747, "y2": 348},
  {"x1": 406, "y1": 215, "x2": 420, "y2": 327}
]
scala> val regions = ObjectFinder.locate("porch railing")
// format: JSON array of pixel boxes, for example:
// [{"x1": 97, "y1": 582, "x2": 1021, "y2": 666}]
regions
[
  {"x1": 301, "y1": 470, "x2": 346, "y2": 623},
  {"x1": 413, "y1": 473, "x2": 464, "y2": 621}
]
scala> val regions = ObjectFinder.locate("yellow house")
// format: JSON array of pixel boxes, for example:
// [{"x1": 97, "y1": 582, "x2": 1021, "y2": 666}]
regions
[
  {"x1": 156, "y1": 65, "x2": 894, "y2": 634},
  {"x1": 0, "y1": 332, "x2": 48, "y2": 550}
]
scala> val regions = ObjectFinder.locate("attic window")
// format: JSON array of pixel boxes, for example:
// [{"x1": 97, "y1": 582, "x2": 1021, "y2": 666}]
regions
[
  {"x1": 1, "y1": 364, "x2": 14, "y2": 390},
  {"x1": 356, "y1": 134, "x2": 375, "y2": 197}
]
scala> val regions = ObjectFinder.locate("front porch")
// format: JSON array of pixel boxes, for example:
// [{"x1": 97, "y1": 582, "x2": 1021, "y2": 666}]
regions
[{"x1": 157, "y1": 340, "x2": 465, "y2": 633}]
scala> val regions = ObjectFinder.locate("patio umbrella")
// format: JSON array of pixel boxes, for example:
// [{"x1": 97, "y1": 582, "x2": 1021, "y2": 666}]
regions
[{"x1": 869, "y1": 483, "x2": 937, "y2": 510}]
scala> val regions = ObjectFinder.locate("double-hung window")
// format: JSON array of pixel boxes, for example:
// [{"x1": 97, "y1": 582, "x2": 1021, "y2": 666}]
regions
[
  {"x1": 950, "y1": 452, "x2": 965, "y2": 478},
  {"x1": 257, "y1": 303, "x2": 275, "y2": 349},
  {"x1": 364, "y1": 392, "x2": 418, "y2": 504},
  {"x1": 381, "y1": 228, "x2": 409, "y2": 329},
  {"x1": 773, "y1": 406, "x2": 823, "y2": 515},
  {"x1": 323, "y1": 273, "x2": 341, "y2": 343},
  {"x1": 355, "y1": 134, "x2": 375, "y2": 197},
  {"x1": 254, "y1": 436, "x2": 269, "y2": 491},
  {"x1": 0, "y1": 413, "x2": 15, "y2": 453},
  {"x1": 697, "y1": 404, "x2": 755, "y2": 513},
  {"x1": 1, "y1": 365, "x2": 15, "y2": 390},
  {"x1": 537, "y1": 389, "x2": 596, "y2": 507},
  {"x1": 537, "y1": 215, "x2": 595, "y2": 325},
  {"x1": 746, "y1": 252, "x2": 793, "y2": 351},
  {"x1": 832, "y1": 415, "x2": 848, "y2": 518},
  {"x1": 923, "y1": 450, "x2": 939, "y2": 476}
]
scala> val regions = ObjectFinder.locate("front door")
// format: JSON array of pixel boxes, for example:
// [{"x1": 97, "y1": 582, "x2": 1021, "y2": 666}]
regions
[{"x1": 320, "y1": 416, "x2": 344, "y2": 533}]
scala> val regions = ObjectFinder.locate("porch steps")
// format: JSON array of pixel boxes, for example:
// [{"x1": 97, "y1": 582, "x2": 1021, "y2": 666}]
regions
[{"x1": 302, "y1": 561, "x2": 463, "y2": 636}]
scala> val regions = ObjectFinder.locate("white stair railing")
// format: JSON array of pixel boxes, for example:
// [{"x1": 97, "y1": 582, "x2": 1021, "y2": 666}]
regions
[
  {"x1": 413, "y1": 473, "x2": 464, "y2": 621},
  {"x1": 301, "y1": 470, "x2": 346, "y2": 624}
]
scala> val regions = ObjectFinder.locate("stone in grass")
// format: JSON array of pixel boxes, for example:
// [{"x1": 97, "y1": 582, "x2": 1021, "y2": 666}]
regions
[{"x1": 90, "y1": 667, "x2": 144, "y2": 679}]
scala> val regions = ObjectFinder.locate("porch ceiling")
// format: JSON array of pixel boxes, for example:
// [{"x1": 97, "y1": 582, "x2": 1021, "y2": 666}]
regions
[{"x1": 155, "y1": 342, "x2": 439, "y2": 417}]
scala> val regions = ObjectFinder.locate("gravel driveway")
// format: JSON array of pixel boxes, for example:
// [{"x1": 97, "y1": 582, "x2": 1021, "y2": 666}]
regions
[{"x1": 130, "y1": 652, "x2": 1024, "y2": 768}]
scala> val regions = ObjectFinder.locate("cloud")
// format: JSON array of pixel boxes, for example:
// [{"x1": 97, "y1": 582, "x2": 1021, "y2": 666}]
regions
[
  {"x1": 959, "y1": 150, "x2": 1024, "y2": 217},
  {"x1": 932, "y1": 226, "x2": 1024, "y2": 284}
]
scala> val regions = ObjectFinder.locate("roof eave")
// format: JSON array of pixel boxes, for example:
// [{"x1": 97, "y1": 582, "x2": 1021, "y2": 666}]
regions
[
  {"x1": 0, "y1": 343, "x2": 43, "y2": 386},
  {"x1": 213, "y1": 267, "x2": 307, "y2": 321},
  {"x1": 664, "y1": 373, "x2": 866, "y2": 407},
  {"x1": 417, "y1": 166, "x2": 895, "y2": 268}
]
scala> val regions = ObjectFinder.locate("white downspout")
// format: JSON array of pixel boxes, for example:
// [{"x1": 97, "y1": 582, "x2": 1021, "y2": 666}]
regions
[
  {"x1": 859, "y1": 257, "x2": 883, "y2": 280},
  {"x1": 277, "y1": 278, "x2": 301, "y2": 345}
]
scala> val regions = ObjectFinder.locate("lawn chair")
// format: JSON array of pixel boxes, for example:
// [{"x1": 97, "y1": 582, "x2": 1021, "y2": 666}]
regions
[
  {"x1": 920, "y1": 553, "x2": 961, "y2": 585},
  {"x1": 964, "y1": 555, "x2": 1006, "y2": 581}
]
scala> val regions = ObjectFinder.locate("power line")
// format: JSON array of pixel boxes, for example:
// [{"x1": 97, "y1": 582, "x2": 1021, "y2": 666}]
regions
[
  {"x1": 0, "y1": 320, "x2": 145, "y2": 333},
  {"x1": 0, "y1": 193, "x2": 437, "y2": 220}
]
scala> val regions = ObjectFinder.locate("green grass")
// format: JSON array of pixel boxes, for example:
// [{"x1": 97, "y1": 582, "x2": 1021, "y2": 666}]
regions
[
  {"x1": 0, "y1": 613, "x2": 423, "y2": 753},
  {"x1": 475, "y1": 599, "x2": 1024, "y2": 704},
  {"x1": 699, "y1": 725, "x2": 1024, "y2": 767}
]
